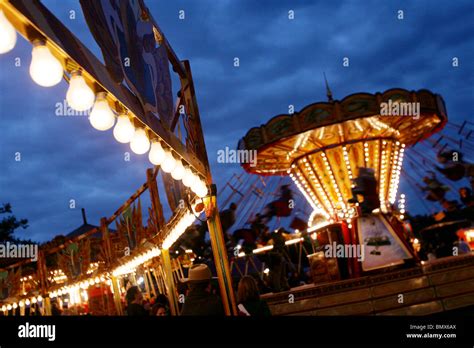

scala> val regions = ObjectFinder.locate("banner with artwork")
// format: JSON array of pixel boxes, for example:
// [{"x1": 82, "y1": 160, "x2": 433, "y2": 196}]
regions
[
  {"x1": 357, "y1": 214, "x2": 412, "y2": 272},
  {"x1": 80, "y1": 0, "x2": 174, "y2": 127}
]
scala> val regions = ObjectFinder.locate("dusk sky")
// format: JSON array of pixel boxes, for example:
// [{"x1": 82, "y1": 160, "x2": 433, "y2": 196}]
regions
[{"x1": 1, "y1": 0, "x2": 473, "y2": 242}]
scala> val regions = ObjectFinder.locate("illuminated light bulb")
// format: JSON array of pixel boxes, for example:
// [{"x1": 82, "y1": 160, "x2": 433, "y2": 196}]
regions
[
  {"x1": 130, "y1": 128, "x2": 150, "y2": 154},
  {"x1": 31, "y1": 297, "x2": 37, "y2": 304},
  {"x1": 1, "y1": 305, "x2": 6, "y2": 312},
  {"x1": 113, "y1": 114, "x2": 135, "y2": 143},
  {"x1": 89, "y1": 92, "x2": 115, "y2": 131},
  {"x1": 148, "y1": 141, "x2": 166, "y2": 165},
  {"x1": 171, "y1": 160, "x2": 185, "y2": 180},
  {"x1": 29, "y1": 40, "x2": 63, "y2": 87},
  {"x1": 89, "y1": 279, "x2": 94, "y2": 286},
  {"x1": 0, "y1": 10, "x2": 17, "y2": 54},
  {"x1": 7, "y1": 304, "x2": 12, "y2": 311},
  {"x1": 13, "y1": 302, "x2": 17, "y2": 309},
  {"x1": 196, "y1": 181, "x2": 208, "y2": 198},
  {"x1": 66, "y1": 71, "x2": 95, "y2": 111},
  {"x1": 19, "y1": 301, "x2": 24, "y2": 307},
  {"x1": 37, "y1": 296, "x2": 42, "y2": 302},
  {"x1": 190, "y1": 177, "x2": 201, "y2": 195},
  {"x1": 95, "y1": 277, "x2": 100, "y2": 284},
  {"x1": 161, "y1": 151, "x2": 177, "y2": 173}
]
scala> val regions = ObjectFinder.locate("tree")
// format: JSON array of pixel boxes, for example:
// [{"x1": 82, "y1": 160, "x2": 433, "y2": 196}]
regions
[{"x1": 0, "y1": 203, "x2": 29, "y2": 243}]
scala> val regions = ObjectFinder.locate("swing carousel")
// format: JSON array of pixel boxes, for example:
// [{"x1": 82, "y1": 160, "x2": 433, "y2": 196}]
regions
[{"x1": 238, "y1": 88, "x2": 449, "y2": 276}]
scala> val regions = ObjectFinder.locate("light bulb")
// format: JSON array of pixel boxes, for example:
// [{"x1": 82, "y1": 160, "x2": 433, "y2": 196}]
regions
[
  {"x1": 89, "y1": 92, "x2": 115, "y2": 131},
  {"x1": 148, "y1": 141, "x2": 166, "y2": 165},
  {"x1": 196, "y1": 181, "x2": 208, "y2": 198},
  {"x1": 0, "y1": 10, "x2": 16, "y2": 54},
  {"x1": 113, "y1": 114, "x2": 135, "y2": 143},
  {"x1": 29, "y1": 41, "x2": 63, "y2": 87},
  {"x1": 130, "y1": 128, "x2": 150, "y2": 154},
  {"x1": 171, "y1": 160, "x2": 185, "y2": 180},
  {"x1": 66, "y1": 71, "x2": 95, "y2": 111},
  {"x1": 161, "y1": 151, "x2": 177, "y2": 173},
  {"x1": 182, "y1": 167, "x2": 194, "y2": 187},
  {"x1": 191, "y1": 174, "x2": 203, "y2": 194}
]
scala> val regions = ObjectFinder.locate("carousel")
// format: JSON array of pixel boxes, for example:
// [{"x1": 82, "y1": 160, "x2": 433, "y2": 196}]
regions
[{"x1": 239, "y1": 88, "x2": 448, "y2": 277}]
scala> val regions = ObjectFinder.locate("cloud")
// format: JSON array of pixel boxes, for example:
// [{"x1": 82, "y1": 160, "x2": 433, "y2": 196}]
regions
[{"x1": 1, "y1": 0, "x2": 473, "y2": 241}]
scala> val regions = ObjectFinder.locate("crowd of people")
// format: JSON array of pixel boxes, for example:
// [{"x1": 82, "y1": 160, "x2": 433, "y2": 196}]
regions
[{"x1": 124, "y1": 263, "x2": 271, "y2": 316}]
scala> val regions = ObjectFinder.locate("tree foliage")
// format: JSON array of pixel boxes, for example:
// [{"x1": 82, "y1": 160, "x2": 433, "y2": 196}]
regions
[{"x1": 0, "y1": 203, "x2": 30, "y2": 243}]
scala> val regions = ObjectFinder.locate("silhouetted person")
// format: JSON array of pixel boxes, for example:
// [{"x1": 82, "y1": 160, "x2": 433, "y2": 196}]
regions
[
  {"x1": 267, "y1": 228, "x2": 290, "y2": 292},
  {"x1": 126, "y1": 286, "x2": 148, "y2": 316},
  {"x1": 349, "y1": 167, "x2": 379, "y2": 213},
  {"x1": 459, "y1": 187, "x2": 474, "y2": 207},
  {"x1": 262, "y1": 185, "x2": 294, "y2": 223},
  {"x1": 237, "y1": 276, "x2": 271, "y2": 316},
  {"x1": 180, "y1": 264, "x2": 225, "y2": 316}
]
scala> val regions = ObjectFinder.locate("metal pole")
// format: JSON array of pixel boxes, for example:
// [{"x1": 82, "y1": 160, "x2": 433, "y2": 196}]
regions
[
  {"x1": 203, "y1": 184, "x2": 237, "y2": 316},
  {"x1": 161, "y1": 248, "x2": 179, "y2": 316},
  {"x1": 146, "y1": 270, "x2": 157, "y2": 297},
  {"x1": 110, "y1": 275, "x2": 123, "y2": 315}
]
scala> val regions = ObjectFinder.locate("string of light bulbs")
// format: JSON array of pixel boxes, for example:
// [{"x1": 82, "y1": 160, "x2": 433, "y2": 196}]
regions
[{"x1": 0, "y1": 10, "x2": 208, "y2": 198}]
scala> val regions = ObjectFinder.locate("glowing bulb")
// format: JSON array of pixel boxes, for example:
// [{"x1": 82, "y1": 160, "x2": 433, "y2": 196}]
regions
[
  {"x1": 113, "y1": 114, "x2": 135, "y2": 143},
  {"x1": 31, "y1": 297, "x2": 37, "y2": 304},
  {"x1": 190, "y1": 173, "x2": 203, "y2": 193},
  {"x1": 6, "y1": 304, "x2": 12, "y2": 311},
  {"x1": 194, "y1": 180, "x2": 208, "y2": 198},
  {"x1": 161, "y1": 151, "x2": 177, "y2": 173},
  {"x1": 171, "y1": 160, "x2": 185, "y2": 180},
  {"x1": 66, "y1": 71, "x2": 95, "y2": 111},
  {"x1": 19, "y1": 301, "x2": 24, "y2": 307},
  {"x1": 148, "y1": 141, "x2": 166, "y2": 165},
  {"x1": 182, "y1": 167, "x2": 195, "y2": 187},
  {"x1": 89, "y1": 92, "x2": 115, "y2": 131},
  {"x1": 12, "y1": 302, "x2": 18, "y2": 309},
  {"x1": 130, "y1": 128, "x2": 150, "y2": 154},
  {"x1": 0, "y1": 10, "x2": 17, "y2": 54},
  {"x1": 198, "y1": 185, "x2": 208, "y2": 198},
  {"x1": 37, "y1": 295, "x2": 43, "y2": 302},
  {"x1": 29, "y1": 41, "x2": 63, "y2": 87}
]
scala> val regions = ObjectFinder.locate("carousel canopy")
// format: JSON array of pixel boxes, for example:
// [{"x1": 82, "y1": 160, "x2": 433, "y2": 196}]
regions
[{"x1": 239, "y1": 88, "x2": 447, "y2": 222}]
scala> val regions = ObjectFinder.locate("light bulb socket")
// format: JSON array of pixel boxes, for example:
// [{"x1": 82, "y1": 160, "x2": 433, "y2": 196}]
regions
[
  {"x1": 31, "y1": 39, "x2": 46, "y2": 47},
  {"x1": 70, "y1": 70, "x2": 82, "y2": 77},
  {"x1": 96, "y1": 91, "x2": 107, "y2": 100}
]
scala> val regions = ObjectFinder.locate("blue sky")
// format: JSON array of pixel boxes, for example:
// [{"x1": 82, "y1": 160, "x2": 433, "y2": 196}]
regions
[{"x1": 1, "y1": 0, "x2": 473, "y2": 242}]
